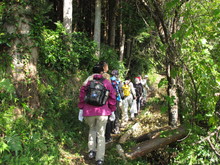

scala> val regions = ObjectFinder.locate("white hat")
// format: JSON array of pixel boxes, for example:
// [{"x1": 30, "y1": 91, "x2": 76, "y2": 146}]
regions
[{"x1": 145, "y1": 75, "x2": 148, "y2": 78}]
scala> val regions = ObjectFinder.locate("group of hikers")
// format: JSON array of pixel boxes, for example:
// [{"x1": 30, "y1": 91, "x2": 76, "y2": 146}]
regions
[{"x1": 78, "y1": 61, "x2": 150, "y2": 165}]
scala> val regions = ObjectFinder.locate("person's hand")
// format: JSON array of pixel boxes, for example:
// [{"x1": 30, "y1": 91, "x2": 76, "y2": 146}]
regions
[
  {"x1": 109, "y1": 112, "x2": 115, "y2": 121},
  {"x1": 78, "y1": 109, "x2": 83, "y2": 122}
]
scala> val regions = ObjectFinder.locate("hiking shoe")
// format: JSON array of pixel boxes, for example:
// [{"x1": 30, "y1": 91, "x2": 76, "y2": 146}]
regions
[
  {"x1": 88, "y1": 150, "x2": 96, "y2": 159},
  {"x1": 96, "y1": 160, "x2": 104, "y2": 165},
  {"x1": 105, "y1": 138, "x2": 112, "y2": 144}
]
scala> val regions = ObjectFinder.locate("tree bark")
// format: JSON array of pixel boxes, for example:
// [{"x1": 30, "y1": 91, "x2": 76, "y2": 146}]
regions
[
  {"x1": 63, "y1": 0, "x2": 73, "y2": 33},
  {"x1": 119, "y1": 0, "x2": 125, "y2": 61},
  {"x1": 4, "y1": 2, "x2": 40, "y2": 111},
  {"x1": 133, "y1": 126, "x2": 171, "y2": 143},
  {"x1": 94, "y1": 0, "x2": 101, "y2": 58},
  {"x1": 125, "y1": 126, "x2": 187, "y2": 160},
  {"x1": 108, "y1": 0, "x2": 118, "y2": 48}
]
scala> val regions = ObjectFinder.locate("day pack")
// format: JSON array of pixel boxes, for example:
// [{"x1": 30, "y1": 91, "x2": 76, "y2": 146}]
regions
[
  {"x1": 122, "y1": 84, "x2": 131, "y2": 97},
  {"x1": 84, "y1": 78, "x2": 109, "y2": 106},
  {"x1": 111, "y1": 77, "x2": 122, "y2": 101},
  {"x1": 134, "y1": 83, "x2": 143, "y2": 97}
]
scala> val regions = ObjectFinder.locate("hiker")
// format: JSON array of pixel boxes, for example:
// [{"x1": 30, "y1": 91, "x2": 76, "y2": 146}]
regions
[
  {"x1": 99, "y1": 61, "x2": 110, "y2": 81},
  {"x1": 134, "y1": 77, "x2": 144, "y2": 113},
  {"x1": 78, "y1": 63, "x2": 116, "y2": 165},
  {"x1": 121, "y1": 78, "x2": 137, "y2": 124},
  {"x1": 98, "y1": 61, "x2": 115, "y2": 143},
  {"x1": 109, "y1": 69, "x2": 124, "y2": 134},
  {"x1": 141, "y1": 75, "x2": 150, "y2": 104}
]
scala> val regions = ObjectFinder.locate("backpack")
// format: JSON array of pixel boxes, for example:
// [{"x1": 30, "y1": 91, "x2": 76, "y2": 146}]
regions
[
  {"x1": 84, "y1": 78, "x2": 109, "y2": 106},
  {"x1": 122, "y1": 84, "x2": 131, "y2": 97},
  {"x1": 111, "y1": 77, "x2": 123, "y2": 101},
  {"x1": 134, "y1": 83, "x2": 143, "y2": 97}
]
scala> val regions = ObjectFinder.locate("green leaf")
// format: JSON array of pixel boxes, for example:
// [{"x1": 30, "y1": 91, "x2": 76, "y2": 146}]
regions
[
  {"x1": 158, "y1": 78, "x2": 168, "y2": 88},
  {"x1": 0, "y1": 140, "x2": 9, "y2": 153},
  {"x1": 6, "y1": 134, "x2": 23, "y2": 154}
]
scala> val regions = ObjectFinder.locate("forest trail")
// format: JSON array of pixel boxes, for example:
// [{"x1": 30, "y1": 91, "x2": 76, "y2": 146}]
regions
[{"x1": 60, "y1": 74, "x2": 168, "y2": 165}]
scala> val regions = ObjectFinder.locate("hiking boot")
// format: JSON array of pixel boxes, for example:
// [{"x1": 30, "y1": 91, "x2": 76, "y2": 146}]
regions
[
  {"x1": 88, "y1": 150, "x2": 96, "y2": 159},
  {"x1": 96, "y1": 160, "x2": 104, "y2": 165},
  {"x1": 105, "y1": 138, "x2": 112, "y2": 144}
]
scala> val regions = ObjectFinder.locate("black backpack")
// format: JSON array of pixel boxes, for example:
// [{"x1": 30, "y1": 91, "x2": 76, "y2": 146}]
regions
[
  {"x1": 84, "y1": 78, "x2": 109, "y2": 106},
  {"x1": 134, "y1": 83, "x2": 143, "y2": 98}
]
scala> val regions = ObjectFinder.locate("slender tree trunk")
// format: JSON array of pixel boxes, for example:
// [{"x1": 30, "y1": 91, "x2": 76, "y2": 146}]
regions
[
  {"x1": 4, "y1": 2, "x2": 40, "y2": 111},
  {"x1": 63, "y1": 0, "x2": 73, "y2": 33},
  {"x1": 140, "y1": 0, "x2": 189, "y2": 127},
  {"x1": 166, "y1": 62, "x2": 179, "y2": 127},
  {"x1": 119, "y1": 0, "x2": 125, "y2": 61},
  {"x1": 94, "y1": 0, "x2": 101, "y2": 58},
  {"x1": 108, "y1": 0, "x2": 118, "y2": 48}
]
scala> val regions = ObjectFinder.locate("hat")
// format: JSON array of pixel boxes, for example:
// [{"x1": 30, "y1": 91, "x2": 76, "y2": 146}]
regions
[
  {"x1": 135, "y1": 77, "x2": 141, "y2": 81},
  {"x1": 111, "y1": 70, "x2": 119, "y2": 76},
  {"x1": 144, "y1": 75, "x2": 149, "y2": 78},
  {"x1": 135, "y1": 77, "x2": 140, "y2": 84}
]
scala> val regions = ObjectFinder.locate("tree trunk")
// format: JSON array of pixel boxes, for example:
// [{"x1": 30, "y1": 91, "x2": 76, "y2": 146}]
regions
[
  {"x1": 125, "y1": 126, "x2": 187, "y2": 160},
  {"x1": 4, "y1": 3, "x2": 40, "y2": 111},
  {"x1": 94, "y1": 0, "x2": 101, "y2": 58},
  {"x1": 108, "y1": 0, "x2": 118, "y2": 48},
  {"x1": 133, "y1": 126, "x2": 171, "y2": 143},
  {"x1": 119, "y1": 0, "x2": 125, "y2": 61},
  {"x1": 63, "y1": 0, "x2": 73, "y2": 33},
  {"x1": 166, "y1": 62, "x2": 179, "y2": 127},
  {"x1": 140, "y1": 0, "x2": 186, "y2": 127}
]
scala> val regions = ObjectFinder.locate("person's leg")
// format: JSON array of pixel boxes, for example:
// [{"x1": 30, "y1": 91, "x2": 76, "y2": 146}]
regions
[
  {"x1": 128, "y1": 95, "x2": 135, "y2": 119},
  {"x1": 121, "y1": 98, "x2": 129, "y2": 122},
  {"x1": 113, "y1": 101, "x2": 120, "y2": 133},
  {"x1": 105, "y1": 117, "x2": 112, "y2": 142},
  {"x1": 84, "y1": 116, "x2": 97, "y2": 152},
  {"x1": 95, "y1": 115, "x2": 108, "y2": 161}
]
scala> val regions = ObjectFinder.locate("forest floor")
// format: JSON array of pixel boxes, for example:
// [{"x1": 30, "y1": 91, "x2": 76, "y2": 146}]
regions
[{"x1": 60, "y1": 74, "x2": 168, "y2": 165}]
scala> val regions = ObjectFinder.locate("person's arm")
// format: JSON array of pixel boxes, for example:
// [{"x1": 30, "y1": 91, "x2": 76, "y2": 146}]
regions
[
  {"x1": 78, "y1": 85, "x2": 87, "y2": 109},
  {"x1": 107, "y1": 81, "x2": 117, "y2": 112},
  {"x1": 129, "y1": 82, "x2": 136, "y2": 98}
]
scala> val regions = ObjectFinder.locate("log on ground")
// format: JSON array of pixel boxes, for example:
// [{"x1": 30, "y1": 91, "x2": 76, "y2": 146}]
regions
[
  {"x1": 125, "y1": 126, "x2": 187, "y2": 160},
  {"x1": 133, "y1": 126, "x2": 171, "y2": 143}
]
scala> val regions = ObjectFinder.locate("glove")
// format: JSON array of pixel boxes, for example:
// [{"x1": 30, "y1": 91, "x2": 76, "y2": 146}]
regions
[
  {"x1": 109, "y1": 112, "x2": 116, "y2": 121},
  {"x1": 78, "y1": 109, "x2": 83, "y2": 122}
]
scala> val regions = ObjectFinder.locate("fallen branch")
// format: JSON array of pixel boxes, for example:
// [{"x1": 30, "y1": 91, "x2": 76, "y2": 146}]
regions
[
  {"x1": 116, "y1": 144, "x2": 127, "y2": 162},
  {"x1": 125, "y1": 126, "x2": 187, "y2": 160},
  {"x1": 133, "y1": 126, "x2": 171, "y2": 143},
  {"x1": 207, "y1": 137, "x2": 220, "y2": 157},
  {"x1": 193, "y1": 126, "x2": 220, "y2": 145},
  {"x1": 119, "y1": 123, "x2": 140, "y2": 144}
]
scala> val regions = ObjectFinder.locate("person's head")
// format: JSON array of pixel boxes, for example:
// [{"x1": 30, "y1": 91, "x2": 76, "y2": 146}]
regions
[
  {"x1": 134, "y1": 77, "x2": 140, "y2": 84},
  {"x1": 99, "y1": 61, "x2": 109, "y2": 73},
  {"x1": 111, "y1": 70, "x2": 119, "y2": 77},
  {"x1": 144, "y1": 75, "x2": 149, "y2": 79},
  {"x1": 92, "y1": 63, "x2": 104, "y2": 74}
]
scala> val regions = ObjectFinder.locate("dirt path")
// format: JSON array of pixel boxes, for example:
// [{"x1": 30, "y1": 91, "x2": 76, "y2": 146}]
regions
[{"x1": 60, "y1": 74, "x2": 168, "y2": 164}]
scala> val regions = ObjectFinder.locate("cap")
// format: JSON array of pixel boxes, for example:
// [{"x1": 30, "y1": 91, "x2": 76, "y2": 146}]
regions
[
  {"x1": 145, "y1": 75, "x2": 149, "y2": 78},
  {"x1": 111, "y1": 70, "x2": 119, "y2": 76}
]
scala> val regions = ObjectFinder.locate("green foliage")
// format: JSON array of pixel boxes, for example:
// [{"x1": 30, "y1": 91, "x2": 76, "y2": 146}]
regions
[
  {"x1": 40, "y1": 22, "x2": 97, "y2": 74},
  {"x1": 100, "y1": 44, "x2": 127, "y2": 78}
]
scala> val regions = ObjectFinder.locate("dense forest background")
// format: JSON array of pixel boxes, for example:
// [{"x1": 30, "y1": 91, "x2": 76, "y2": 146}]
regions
[{"x1": 0, "y1": 0, "x2": 219, "y2": 164}]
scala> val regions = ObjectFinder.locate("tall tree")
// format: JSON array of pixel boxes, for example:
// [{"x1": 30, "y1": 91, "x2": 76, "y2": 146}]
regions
[
  {"x1": 2, "y1": 0, "x2": 42, "y2": 111},
  {"x1": 140, "y1": 0, "x2": 189, "y2": 127},
  {"x1": 63, "y1": 0, "x2": 73, "y2": 33},
  {"x1": 108, "y1": 0, "x2": 118, "y2": 48},
  {"x1": 94, "y1": 0, "x2": 101, "y2": 58}
]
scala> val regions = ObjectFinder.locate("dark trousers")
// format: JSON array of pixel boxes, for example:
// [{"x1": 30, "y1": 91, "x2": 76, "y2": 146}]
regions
[{"x1": 105, "y1": 102, "x2": 121, "y2": 140}]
